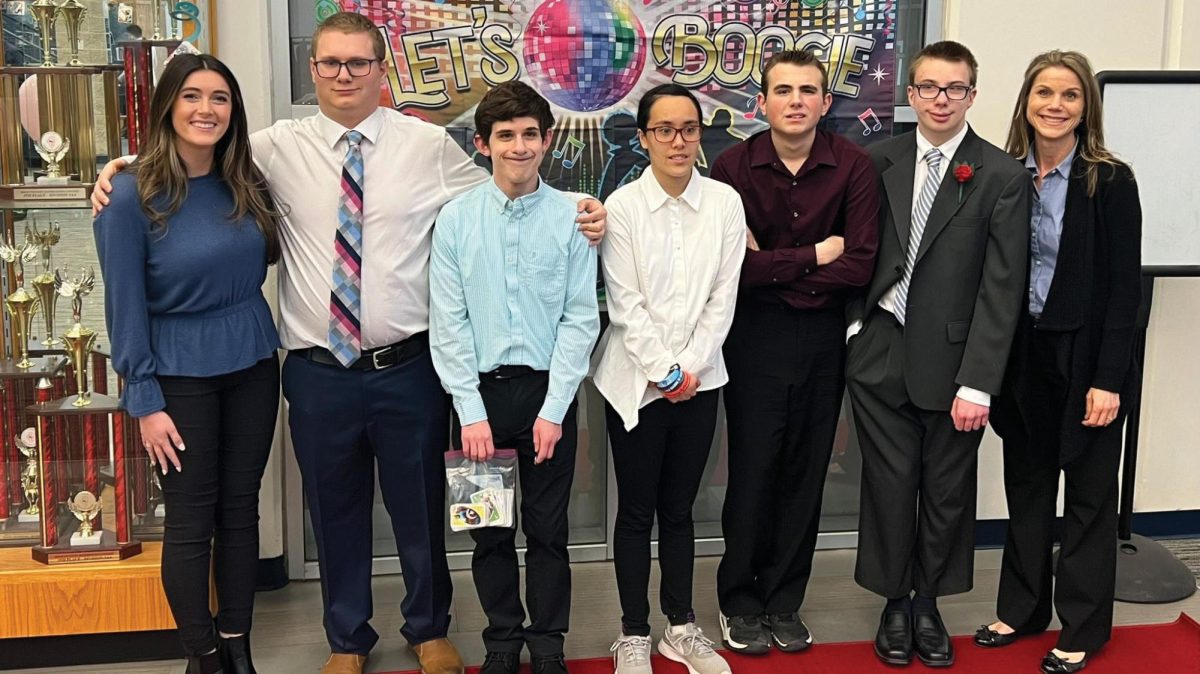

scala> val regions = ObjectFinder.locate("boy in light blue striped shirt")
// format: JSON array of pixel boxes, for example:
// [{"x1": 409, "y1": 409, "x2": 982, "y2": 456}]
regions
[{"x1": 428, "y1": 81, "x2": 600, "y2": 674}]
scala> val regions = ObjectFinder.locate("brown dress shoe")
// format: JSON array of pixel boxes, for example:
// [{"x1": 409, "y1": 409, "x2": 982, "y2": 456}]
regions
[
  {"x1": 411, "y1": 638, "x2": 465, "y2": 674},
  {"x1": 320, "y1": 653, "x2": 368, "y2": 674}
]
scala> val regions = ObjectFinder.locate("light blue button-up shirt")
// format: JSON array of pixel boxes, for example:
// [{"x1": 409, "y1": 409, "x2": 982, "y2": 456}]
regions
[
  {"x1": 1026, "y1": 143, "x2": 1076, "y2": 318},
  {"x1": 429, "y1": 178, "x2": 600, "y2": 426}
]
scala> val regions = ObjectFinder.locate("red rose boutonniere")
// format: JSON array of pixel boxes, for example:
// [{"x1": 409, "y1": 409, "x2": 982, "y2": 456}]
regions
[{"x1": 953, "y1": 162, "x2": 977, "y2": 203}]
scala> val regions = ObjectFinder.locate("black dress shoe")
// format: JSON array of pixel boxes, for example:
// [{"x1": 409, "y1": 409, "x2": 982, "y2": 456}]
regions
[
  {"x1": 1040, "y1": 651, "x2": 1089, "y2": 673},
  {"x1": 973, "y1": 624, "x2": 1020, "y2": 648},
  {"x1": 532, "y1": 653, "x2": 569, "y2": 674},
  {"x1": 873, "y1": 609, "x2": 913, "y2": 665},
  {"x1": 479, "y1": 651, "x2": 520, "y2": 674},
  {"x1": 185, "y1": 650, "x2": 223, "y2": 674},
  {"x1": 219, "y1": 634, "x2": 256, "y2": 674},
  {"x1": 912, "y1": 611, "x2": 954, "y2": 667}
]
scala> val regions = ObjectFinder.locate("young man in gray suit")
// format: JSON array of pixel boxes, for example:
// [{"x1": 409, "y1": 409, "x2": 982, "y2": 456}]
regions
[{"x1": 845, "y1": 41, "x2": 1032, "y2": 668}]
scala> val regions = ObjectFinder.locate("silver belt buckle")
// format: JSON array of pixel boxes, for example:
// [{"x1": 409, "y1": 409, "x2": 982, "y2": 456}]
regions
[{"x1": 371, "y1": 346, "x2": 395, "y2": 370}]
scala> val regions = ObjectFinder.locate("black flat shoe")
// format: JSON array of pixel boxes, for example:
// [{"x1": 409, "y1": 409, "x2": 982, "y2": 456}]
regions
[
  {"x1": 1040, "y1": 651, "x2": 1089, "y2": 673},
  {"x1": 912, "y1": 610, "x2": 954, "y2": 667},
  {"x1": 873, "y1": 609, "x2": 913, "y2": 665},
  {"x1": 973, "y1": 624, "x2": 1020, "y2": 648},
  {"x1": 219, "y1": 634, "x2": 256, "y2": 674},
  {"x1": 185, "y1": 650, "x2": 223, "y2": 674}
]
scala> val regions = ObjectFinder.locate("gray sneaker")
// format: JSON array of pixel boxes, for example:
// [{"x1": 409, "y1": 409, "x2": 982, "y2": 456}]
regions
[
  {"x1": 658, "y1": 623, "x2": 732, "y2": 674},
  {"x1": 610, "y1": 633, "x2": 653, "y2": 674}
]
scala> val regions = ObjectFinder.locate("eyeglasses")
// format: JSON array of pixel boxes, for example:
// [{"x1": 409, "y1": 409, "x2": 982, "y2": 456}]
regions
[
  {"x1": 911, "y1": 84, "x2": 973, "y2": 101},
  {"x1": 313, "y1": 58, "x2": 379, "y2": 79},
  {"x1": 646, "y1": 125, "x2": 703, "y2": 143}
]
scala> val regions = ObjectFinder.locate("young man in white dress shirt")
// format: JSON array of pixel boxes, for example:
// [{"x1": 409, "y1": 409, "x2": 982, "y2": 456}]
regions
[
  {"x1": 92, "y1": 13, "x2": 606, "y2": 674},
  {"x1": 428, "y1": 81, "x2": 600, "y2": 674},
  {"x1": 593, "y1": 84, "x2": 745, "y2": 674}
]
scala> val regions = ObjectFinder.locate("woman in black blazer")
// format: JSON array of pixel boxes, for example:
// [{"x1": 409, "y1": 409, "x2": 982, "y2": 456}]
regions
[{"x1": 976, "y1": 50, "x2": 1142, "y2": 674}]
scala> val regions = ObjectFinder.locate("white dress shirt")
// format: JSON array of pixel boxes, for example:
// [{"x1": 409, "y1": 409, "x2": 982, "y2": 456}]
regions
[
  {"x1": 251, "y1": 107, "x2": 489, "y2": 350},
  {"x1": 591, "y1": 169, "x2": 746, "y2": 430},
  {"x1": 850, "y1": 123, "x2": 989, "y2": 406}
]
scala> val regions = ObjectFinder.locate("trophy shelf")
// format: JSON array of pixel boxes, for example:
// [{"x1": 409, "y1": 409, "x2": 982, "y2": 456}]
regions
[
  {"x1": 0, "y1": 198, "x2": 91, "y2": 211},
  {"x1": 0, "y1": 540, "x2": 174, "y2": 638}
]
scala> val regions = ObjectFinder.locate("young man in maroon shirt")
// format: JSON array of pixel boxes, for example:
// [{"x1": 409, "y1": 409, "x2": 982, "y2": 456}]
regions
[{"x1": 710, "y1": 49, "x2": 880, "y2": 656}]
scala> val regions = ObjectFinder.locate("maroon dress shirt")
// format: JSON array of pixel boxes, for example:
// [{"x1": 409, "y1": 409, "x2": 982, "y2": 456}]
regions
[{"x1": 710, "y1": 129, "x2": 880, "y2": 310}]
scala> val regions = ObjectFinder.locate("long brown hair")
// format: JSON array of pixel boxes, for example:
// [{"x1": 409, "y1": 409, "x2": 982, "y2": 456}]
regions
[
  {"x1": 1005, "y1": 50, "x2": 1124, "y2": 197},
  {"x1": 132, "y1": 53, "x2": 282, "y2": 262}
]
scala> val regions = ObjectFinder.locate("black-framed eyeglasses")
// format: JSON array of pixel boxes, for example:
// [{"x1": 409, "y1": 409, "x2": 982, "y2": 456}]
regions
[
  {"x1": 911, "y1": 84, "x2": 973, "y2": 100},
  {"x1": 646, "y1": 125, "x2": 703, "y2": 143},
  {"x1": 313, "y1": 58, "x2": 379, "y2": 78}
]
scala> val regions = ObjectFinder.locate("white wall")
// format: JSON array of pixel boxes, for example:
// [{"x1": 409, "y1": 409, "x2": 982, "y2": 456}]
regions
[
  {"x1": 943, "y1": 0, "x2": 1200, "y2": 517},
  {"x1": 215, "y1": 1, "x2": 286, "y2": 561}
]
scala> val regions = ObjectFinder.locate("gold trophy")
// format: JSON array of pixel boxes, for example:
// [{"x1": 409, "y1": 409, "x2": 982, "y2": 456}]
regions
[
  {"x1": 34, "y1": 132, "x2": 71, "y2": 185},
  {"x1": 17, "y1": 428, "x2": 40, "y2": 521},
  {"x1": 1, "y1": 243, "x2": 42, "y2": 368},
  {"x1": 30, "y1": 0, "x2": 60, "y2": 67},
  {"x1": 27, "y1": 220, "x2": 62, "y2": 347},
  {"x1": 57, "y1": 0, "x2": 88, "y2": 67},
  {"x1": 68, "y1": 490, "x2": 103, "y2": 545},
  {"x1": 57, "y1": 267, "x2": 97, "y2": 406}
]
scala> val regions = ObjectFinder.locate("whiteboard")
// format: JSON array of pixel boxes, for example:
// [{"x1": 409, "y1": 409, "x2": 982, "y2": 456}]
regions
[{"x1": 1099, "y1": 72, "x2": 1200, "y2": 272}]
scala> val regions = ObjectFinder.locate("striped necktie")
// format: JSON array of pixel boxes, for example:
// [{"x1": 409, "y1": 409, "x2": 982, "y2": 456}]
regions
[
  {"x1": 893, "y1": 147, "x2": 943, "y2": 326},
  {"x1": 329, "y1": 130, "x2": 364, "y2": 366}
]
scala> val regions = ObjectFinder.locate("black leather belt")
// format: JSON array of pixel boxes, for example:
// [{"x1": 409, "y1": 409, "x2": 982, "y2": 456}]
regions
[
  {"x1": 479, "y1": 365, "x2": 538, "y2": 380},
  {"x1": 291, "y1": 332, "x2": 428, "y2": 371}
]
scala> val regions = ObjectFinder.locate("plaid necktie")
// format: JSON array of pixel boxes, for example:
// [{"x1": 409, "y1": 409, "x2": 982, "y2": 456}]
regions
[
  {"x1": 893, "y1": 147, "x2": 943, "y2": 325},
  {"x1": 329, "y1": 130, "x2": 364, "y2": 366}
]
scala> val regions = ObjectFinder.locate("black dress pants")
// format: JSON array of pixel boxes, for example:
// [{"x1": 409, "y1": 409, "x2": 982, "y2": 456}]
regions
[
  {"x1": 847, "y1": 312, "x2": 984, "y2": 598},
  {"x1": 157, "y1": 355, "x2": 279, "y2": 656},
  {"x1": 451, "y1": 369, "x2": 578, "y2": 658},
  {"x1": 996, "y1": 329, "x2": 1122, "y2": 653},
  {"x1": 718, "y1": 302, "x2": 845, "y2": 616},
  {"x1": 607, "y1": 390, "x2": 720, "y2": 636}
]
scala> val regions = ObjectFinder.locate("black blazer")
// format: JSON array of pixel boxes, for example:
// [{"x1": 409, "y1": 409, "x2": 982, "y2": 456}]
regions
[
  {"x1": 849, "y1": 128, "x2": 1032, "y2": 411},
  {"x1": 992, "y1": 159, "x2": 1142, "y2": 465}
]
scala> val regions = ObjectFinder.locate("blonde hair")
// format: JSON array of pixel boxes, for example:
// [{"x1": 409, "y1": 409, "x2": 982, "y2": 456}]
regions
[
  {"x1": 1005, "y1": 50, "x2": 1123, "y2": 196},
  {"x1": 312, "y1": 11, "x2": 386, "y2": 61}
]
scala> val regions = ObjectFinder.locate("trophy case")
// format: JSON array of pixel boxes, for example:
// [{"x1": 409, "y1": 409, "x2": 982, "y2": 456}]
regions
[{"x1": 0, "y1": 2, "x2": 164, "y2": 559}]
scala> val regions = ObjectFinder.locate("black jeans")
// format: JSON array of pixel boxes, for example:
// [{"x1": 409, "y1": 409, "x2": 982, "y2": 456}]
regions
[
  {"x1": 157, "y1": 355, "x2": 279, "y2": 656},
  {"x1": 607, "y1": 390, "x2": 719, "y2": 636},
  {"x1": 451, "y1": 368, "x2": 578, "y2": 658}
]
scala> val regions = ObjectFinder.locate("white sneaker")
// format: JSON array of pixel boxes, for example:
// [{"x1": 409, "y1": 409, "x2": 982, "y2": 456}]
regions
[
  {"x1": 658, "y1": 623, "x2": 732, "y2": 674},
  {"x1": 610, "y1": 633, "x2": 653, "y2": 674}
]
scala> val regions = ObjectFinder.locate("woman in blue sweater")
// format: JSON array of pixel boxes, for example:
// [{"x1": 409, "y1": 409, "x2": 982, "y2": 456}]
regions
[{"x1": 95, "y1": 54, "x2": 282, "y2": 674}]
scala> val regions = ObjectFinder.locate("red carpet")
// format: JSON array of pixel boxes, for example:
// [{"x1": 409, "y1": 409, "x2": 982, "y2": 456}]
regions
[{"x1": 382, "y1": 614, "x2": 1200, "y2": 673}]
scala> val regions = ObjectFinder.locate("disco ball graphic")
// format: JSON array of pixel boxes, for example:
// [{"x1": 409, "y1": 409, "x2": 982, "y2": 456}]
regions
[{"x1": 522, "y1": 0, "x2": 647, "y2": 112}]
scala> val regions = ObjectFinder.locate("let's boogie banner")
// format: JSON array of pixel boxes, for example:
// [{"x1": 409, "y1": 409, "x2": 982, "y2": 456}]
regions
[{"x1": 317, "y1": 0, "x2": 897, "y2": 199}]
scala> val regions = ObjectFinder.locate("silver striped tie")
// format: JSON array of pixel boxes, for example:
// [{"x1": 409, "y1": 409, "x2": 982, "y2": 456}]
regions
[{"x1": 893, "y1": 148, "x2": 943, "y2": 325}]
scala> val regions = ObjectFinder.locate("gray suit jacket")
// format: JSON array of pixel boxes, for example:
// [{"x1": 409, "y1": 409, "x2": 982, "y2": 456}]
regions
[{"x1": 848, "y1": 127, "x2": 1032, "y2": 411}]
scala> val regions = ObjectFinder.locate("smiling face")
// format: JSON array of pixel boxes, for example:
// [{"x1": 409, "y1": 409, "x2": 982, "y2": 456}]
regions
[
  {"x1": 907, "y1": 57, "x2": 977, "y2": 146},
  {"x1": 310, "y1": 29, "x2": 386, "y2": 126},
  {"x1": 760, "y1": 62, "x2": 832, "y2": 143},
  {"x1": 1025, "y1": 65, "x2": 1085, "y2": 147},
  {"x1": 638, "y1": 95, "x2": 701, "y2": 191},
  {"x1": 171, "y1": 69, "x2": 231, "y2": 160},
  {"x1": 475, "y1": 117, "x2": 552, "y2": 199}
]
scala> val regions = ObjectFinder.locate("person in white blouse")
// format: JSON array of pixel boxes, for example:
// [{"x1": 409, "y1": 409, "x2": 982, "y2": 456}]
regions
[
  {"x1": 91, "y1": 13, "x2": 606, "y2": 674},
  {"x1": 593, "y1": 84, "x2": 745, "y2": 674}
]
